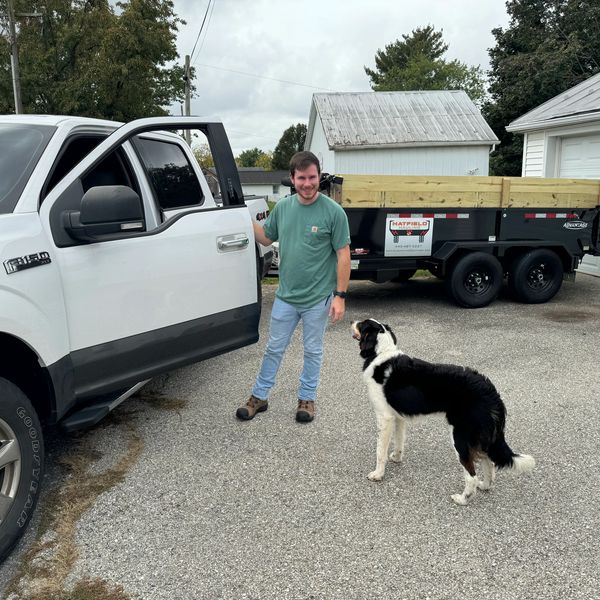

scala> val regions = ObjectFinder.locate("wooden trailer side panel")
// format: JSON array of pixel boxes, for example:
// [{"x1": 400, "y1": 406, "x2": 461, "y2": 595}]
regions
[{"x1": 332, "y1": 175, "x2": 600, "y2": 210}]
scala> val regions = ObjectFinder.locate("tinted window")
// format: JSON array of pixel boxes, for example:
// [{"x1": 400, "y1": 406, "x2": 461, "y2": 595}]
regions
[
  {"x1": 42, "y1": 135, "x2": 135, "y2": 204},
  {"x1": 44, "y1": 136, "x2": 104, "y2": 197},
  {"x1": 0, "y1": 124, "x2": 55, "y2": 213},
  {"x1": 134, "y1": 137, "x2": 204, "y2": 210}
]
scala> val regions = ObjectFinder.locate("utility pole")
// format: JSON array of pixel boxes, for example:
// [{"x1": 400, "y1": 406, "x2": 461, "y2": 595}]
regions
[
  {"x1": 183, "y1": 54, "x2": 191, "y2": 146},
  {"x1": 6, "y1": 0, "x2": 23, "y2": 114}
]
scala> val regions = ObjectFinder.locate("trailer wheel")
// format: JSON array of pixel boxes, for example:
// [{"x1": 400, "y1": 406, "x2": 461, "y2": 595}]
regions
[
  {"x1": 508, "y1": 249, "x2": 563, "y2": 303},
  {"x1": 0, "y1": 378, "x2": 44, "y2": 560},
  {"x1": 446, "y1": 252, "x2": 503, "y2": 308}
]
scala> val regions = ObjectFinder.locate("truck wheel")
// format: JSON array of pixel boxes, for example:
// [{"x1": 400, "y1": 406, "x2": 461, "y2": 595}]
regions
[
  {"x1": 508, "y1": 249, "x2": 563, "y2": 303},
  {"x1": 391, "y1": 269, "x2": 417, "y2": 283},
  {"x1": 446, "y1": 252, "x2": 503, "y2": 308},
  {"x1": 0, "y1": 378, "x2": 44, "y2": 560}
]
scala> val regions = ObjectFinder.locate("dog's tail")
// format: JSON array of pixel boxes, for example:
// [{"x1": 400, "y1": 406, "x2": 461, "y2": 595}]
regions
[{"x1": 487, "y1": 433, "x2": 535, "y2": 473}]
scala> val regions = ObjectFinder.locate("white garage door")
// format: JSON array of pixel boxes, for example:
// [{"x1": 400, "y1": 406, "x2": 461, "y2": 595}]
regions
[
  {"x1": 559, "y1": 134, "x2": 600, "y2": 178},
  {"x1": 559, "y1": 134, "x2": 600, "y2": 276}
]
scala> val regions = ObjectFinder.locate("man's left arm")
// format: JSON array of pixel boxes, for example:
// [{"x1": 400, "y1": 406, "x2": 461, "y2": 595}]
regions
[{"x1": 330, "y1": 244, "x2": 351, "y2": 322}]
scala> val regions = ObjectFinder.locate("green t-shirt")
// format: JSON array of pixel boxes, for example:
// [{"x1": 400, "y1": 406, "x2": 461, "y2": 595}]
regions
[{"x1": 264, "y1": 193, "x2": 351, "y2": 307}]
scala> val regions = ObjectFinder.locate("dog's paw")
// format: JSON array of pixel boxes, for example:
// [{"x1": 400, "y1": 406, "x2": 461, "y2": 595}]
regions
[
  {"x1": 389, "y1": 450, "x2": 403, "y2": 463},
  {"x1": 367, "y1": 470, "x2": 384, "y2": 481},
  {"x1": 451, "y1": 493, "x2": 469, "y2": 506}
]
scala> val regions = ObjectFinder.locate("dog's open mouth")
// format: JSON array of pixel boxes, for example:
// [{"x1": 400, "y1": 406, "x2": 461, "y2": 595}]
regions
[{"x1": 351, "y1": 322, "x2": 361, "y2": 341}]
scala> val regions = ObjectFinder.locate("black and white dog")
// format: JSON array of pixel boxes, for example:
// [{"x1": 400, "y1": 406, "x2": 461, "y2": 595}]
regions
[{"x1": 351, "y1": 318, "x2": 535, "y2": 505}]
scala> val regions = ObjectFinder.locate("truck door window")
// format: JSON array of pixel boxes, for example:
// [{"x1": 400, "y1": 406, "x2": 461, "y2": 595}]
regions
[
  {"x1": 133, "y1": 137, "x2": 204, "y2": 211},
  {"x1": 42, "y1": 135, "x2": 137, "y2": 203}
]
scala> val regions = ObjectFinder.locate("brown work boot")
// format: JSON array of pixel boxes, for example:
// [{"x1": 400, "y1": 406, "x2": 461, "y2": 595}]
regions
[
  {"x1": 236, "y1": 395, "x2": 268, "y2": 420},
  {"x1": 296, "y1": 400, "x2": 315, "y2": 422}
]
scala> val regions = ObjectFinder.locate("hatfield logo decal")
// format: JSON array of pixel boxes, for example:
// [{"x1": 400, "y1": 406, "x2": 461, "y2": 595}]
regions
[
  {"x1": 385, "y1": 216, "x2": 433, "y2": 257},
  {"x1": 563, "y1": 221, "x2": 588, "y2": 230},
  {"x1": 388, "y1": 220, "x2": 430, "y2": 242}
]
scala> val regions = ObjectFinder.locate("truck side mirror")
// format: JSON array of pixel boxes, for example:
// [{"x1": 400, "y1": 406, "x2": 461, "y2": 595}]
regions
[{"x1": 63, "y1": 185, "x2": 145, "y2": 243}]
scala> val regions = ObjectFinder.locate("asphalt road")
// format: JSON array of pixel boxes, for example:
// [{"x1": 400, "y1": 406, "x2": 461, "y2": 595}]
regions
[{"x1": 2, "y1": 274, "x2": 599, "y2": 600}]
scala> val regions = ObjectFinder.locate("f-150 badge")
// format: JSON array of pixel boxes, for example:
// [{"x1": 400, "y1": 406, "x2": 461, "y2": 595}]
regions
[{"x1": 4, "y1": 252, "x2": 51, "y2": 275}]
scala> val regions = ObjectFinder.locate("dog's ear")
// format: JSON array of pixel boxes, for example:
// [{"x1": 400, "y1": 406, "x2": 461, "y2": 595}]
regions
[
  {"x1": 359, "y1": 323, "x2": 380, "y2": 359},
  {"x1": 359, "y1": 333, "x2": 377, "y2": 358}
]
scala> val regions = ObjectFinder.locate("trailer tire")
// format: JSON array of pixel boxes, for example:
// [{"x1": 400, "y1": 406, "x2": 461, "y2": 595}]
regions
[
  {"x1": 0, "y1": 378, "x2": 44, "y2": 560},
  {"x1": 446, "y1": 252, "x2": 503, "y2": 308},
  {"x1": 508, "y1": 249, "x2": 563, "y2": 303}
]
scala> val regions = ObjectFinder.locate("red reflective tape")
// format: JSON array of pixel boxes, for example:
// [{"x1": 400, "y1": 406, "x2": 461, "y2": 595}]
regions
[
  {"x1": 391, "y1": 213, "x2": 470, "y2": 219},
  {"x1": 525, "y1": 212, "x2": 578, "y2": 220}
]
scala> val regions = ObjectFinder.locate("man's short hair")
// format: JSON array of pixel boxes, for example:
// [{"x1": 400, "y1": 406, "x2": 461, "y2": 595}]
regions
[{"x1": 289, "y1": 151, "x2": 321, "y2": 176}]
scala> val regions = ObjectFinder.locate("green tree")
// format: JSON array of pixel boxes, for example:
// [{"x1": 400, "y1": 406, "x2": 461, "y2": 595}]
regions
[
  {"x1": 193, "y1": 143, "x2": 214, "y2": 169},
  {"x1": 237, "y1": 147, "x2": 269, "y2": 168},
  {"x1": 0, "y1": 0, "x2": 187, "y2": 119},
  {"x1": 272, "y1": 123, "x2": 307, "y2": 171},
  {"x1": 364, "y1": 25, "x2": 486, "y2": 104},
  {"x1": 484, "y1": 0, "x2": 600, "y2": 175},
  {"x1": 255, "y1": 151, "x2": 273, "y2": 170}
]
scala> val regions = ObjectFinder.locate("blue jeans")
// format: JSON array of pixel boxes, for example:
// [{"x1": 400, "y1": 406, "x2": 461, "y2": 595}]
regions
[{"x1": 252, "y1": 295, "x2": 332, "y2": 402}]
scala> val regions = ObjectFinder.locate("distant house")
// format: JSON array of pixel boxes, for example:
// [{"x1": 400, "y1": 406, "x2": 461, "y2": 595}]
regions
[
  {"x1": 305, "y1": 91, "x2": 499, "y2": 176},
  {"x1": 507, "y1": 73, "x2": 600, "y2": 276},
  {"x1": 237, "y1": 168, "x2": 290, "y2": 203}
]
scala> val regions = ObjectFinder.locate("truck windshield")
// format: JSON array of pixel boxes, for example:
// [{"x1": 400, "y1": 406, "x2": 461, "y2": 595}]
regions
[{"x1": 0, "y1": 124, "x2": 55, "y2": 214}]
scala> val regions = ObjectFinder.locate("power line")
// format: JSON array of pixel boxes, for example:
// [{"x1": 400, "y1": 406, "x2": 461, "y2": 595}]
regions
[
  {"x1": 194, "y1": 0, "x2": 216, "y2": 62},
  {"x1": 190, "y1": 0, "x2": 212, "y2": 63},
  {"x1": 194, "y1": 62, "x2": 337, "y2": 91}
]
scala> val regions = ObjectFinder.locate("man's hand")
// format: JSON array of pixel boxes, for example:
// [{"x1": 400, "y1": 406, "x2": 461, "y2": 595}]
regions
[
  {"x1": 252, "y1": 221, "x2": 273, "y2": 247},
  {"x1": 329, "y1": 296, "x2": 345, "y2": 322}
]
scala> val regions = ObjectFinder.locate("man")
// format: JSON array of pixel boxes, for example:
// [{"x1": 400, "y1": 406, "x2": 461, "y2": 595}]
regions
[{"x1": 237, "y1": 151, "x2": 351, "y2": 423}]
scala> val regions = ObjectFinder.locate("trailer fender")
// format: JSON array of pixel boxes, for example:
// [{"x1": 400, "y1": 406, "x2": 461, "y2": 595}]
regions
[{"x1": 432, "y1": 243, "x2": 495, "y2": 276}]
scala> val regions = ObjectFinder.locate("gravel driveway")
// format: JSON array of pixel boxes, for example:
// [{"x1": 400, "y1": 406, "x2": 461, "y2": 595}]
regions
[{"x1": 2, "y1": 274, "x2": 599, "y2": 600}]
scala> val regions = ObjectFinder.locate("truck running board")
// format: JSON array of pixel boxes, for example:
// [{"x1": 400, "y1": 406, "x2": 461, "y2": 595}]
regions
[{"x1": 60, "y1": 380, "x2": 150, "y2": 432}]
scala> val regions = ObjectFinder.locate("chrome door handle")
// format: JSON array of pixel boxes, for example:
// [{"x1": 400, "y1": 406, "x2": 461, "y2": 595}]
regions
[{"x1": 217, "y1": 235, "x2": 249, "y2": 251}]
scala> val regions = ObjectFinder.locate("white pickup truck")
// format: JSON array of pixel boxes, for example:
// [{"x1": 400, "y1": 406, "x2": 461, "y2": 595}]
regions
[{"x1": 0, "y1": 115, "x2": 271, "y2": 559}]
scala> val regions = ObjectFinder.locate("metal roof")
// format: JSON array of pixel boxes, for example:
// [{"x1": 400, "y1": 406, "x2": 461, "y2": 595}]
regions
[
  {"x1": 306, "y1": 91, "x2": 498, "y2": 150},
  {"x1": 507, "y1": 72, "x2": 600, "y2": 132}
]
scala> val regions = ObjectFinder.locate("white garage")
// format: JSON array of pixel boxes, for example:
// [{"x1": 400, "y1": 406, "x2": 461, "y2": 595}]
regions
[{"x1": 507, "y1": 73, "x2": 600, "y2": 276}]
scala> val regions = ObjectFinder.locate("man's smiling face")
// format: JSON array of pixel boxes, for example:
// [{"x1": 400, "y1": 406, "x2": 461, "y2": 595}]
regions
[{"x1": 291, "y1": 164, "x2": 320, "y2": 204}]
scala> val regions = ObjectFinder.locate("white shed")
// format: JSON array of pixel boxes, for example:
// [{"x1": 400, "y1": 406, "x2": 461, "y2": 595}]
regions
[
  {"x1": 305, "y1": 91, "x2": 499, "y2": 177},
  {"x1": 507, "y1": 73, "x2": 600, "y2": 276},
  {"x1": 237, "y1": 168, "x2": 289, "y2": 204}
]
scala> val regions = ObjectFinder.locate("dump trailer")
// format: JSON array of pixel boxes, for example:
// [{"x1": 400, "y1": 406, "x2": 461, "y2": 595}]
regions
[{"x1": 322, "y1": 174, "x2": 600, "y2": 308}]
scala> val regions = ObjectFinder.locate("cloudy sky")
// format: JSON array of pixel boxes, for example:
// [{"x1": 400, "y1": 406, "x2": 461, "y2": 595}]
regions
[{"x1": 170, "y1": 0, "x2": 511, "y2": 156}]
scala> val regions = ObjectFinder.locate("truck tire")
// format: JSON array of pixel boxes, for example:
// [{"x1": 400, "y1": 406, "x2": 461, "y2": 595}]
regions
[
  {"x1": 508, "y1": 249, "x2": 563, "y2": 303},
  {"x1": 0, "y1": 378, "x2": 44, "y2": 560},
  {"x1": 446, "y1": 252, "x2": 503, "y2": 308}
]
